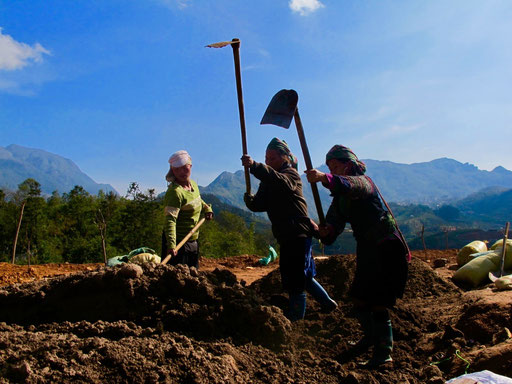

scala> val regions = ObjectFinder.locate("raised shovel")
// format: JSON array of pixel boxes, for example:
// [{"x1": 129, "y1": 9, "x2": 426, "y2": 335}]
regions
[
  {"x1": 206, "y1": 38, "x2": 251, "y2": 194},
  {"x1": 261, "y1": 89, "x2": 325, "y2": 225}
]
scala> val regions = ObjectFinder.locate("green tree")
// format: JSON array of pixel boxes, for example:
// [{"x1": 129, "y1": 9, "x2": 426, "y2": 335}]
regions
[
  {"x1": 41, "y1": 191, "x2": 65, "y2": 262},
  {"x1": 60, "y1": 186, "x2": 102, "y2": 263},
  {"x1": 11, "y1": 179, "x2": 47, "y2": 264},
  {"x1": 0, "y1": 189, "x2": 17, "y2": 262},
  {"x1": 95, "y1": 190, "x2": 121, "y2": 263},
  {"x1": 110, "y1": 182, "x2": 163, "y2": 254},
  {"x1": 200, "y1": 211, "x2": 269, "y2": 258}
]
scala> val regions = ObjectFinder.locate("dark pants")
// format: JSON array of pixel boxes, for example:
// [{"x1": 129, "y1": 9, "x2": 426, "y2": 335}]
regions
[
  {"x1": 351, "y1": 234, "x2": 408, "y2": 308},
  {"x1": 279, "y1": 236, "x2": 316, "y2": 294},
  {"x1": 161, "y1": 232, "x2": 200, "y2": 268}
]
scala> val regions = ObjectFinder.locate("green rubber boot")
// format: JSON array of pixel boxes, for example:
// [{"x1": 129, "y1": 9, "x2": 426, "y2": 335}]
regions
[{"x1": 360, "y1": 310, "x2": 393, "y2": 368}]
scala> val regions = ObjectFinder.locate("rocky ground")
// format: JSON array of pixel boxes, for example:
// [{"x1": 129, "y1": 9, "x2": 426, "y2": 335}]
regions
[{"x1": 0, "y1": 250, "x2": 511, "y2": 383}]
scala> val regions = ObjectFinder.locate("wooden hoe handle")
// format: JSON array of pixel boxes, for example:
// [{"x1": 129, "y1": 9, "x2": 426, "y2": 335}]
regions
[
  {"x1": 161, "y1": 218, "x2": 206, "y2": 265},
  {"x1": 230, "y1": 39, "x2": 251, "y2": 195}
]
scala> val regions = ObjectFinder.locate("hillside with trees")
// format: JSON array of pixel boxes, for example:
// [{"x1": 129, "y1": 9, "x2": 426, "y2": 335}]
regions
[
  {"x1": 2, "y1": 176, "x2": 510, "y2": 263},
  {"x1": 0, "y1": 179, "x2": 273, "y2": 264}
]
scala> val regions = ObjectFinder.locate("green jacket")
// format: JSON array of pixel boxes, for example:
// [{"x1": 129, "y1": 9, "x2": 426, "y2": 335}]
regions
[{"x1": 163, "y1": 179, "x2": 212, "y2": 249}]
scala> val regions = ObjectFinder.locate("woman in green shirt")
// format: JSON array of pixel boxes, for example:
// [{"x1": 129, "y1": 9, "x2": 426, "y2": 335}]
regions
[{"x1": 162, "y1": 150, "x2": 213, "y2": 268}]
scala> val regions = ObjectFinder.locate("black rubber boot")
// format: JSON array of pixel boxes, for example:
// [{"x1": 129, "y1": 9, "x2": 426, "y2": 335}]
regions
[
  {"x1": 348, "y1": 308, "x2": 374, "y2": 353},
  {"x1": 360, "y1": 310, "x2": 393, "y2": 369},
  {"x1": 286, "y1": 293, "x2": 307, "y2": 322},
  {"x1": 338, "y1": 308, "x2": 375, "y2": 362}
]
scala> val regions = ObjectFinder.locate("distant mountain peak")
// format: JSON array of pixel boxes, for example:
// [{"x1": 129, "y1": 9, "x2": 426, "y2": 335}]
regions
[
  {"x1": 430, "y1": 157, "x2": 458, "y2": 163},
  {"x1": 424, "y1": 158, "x2": 479, "y2": 171},
  {"x1": 0, "y1": 144, "x2": 117, "y2": 196},
  {"x1": 491, "y1": 165, "x2": 512, "y2": 175}
]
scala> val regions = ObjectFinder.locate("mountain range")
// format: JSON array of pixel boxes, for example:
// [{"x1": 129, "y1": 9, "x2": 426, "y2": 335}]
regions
[
  {"x1": 0, "y1": 144, "x2": 117, "y2": 195},
  {"x1": 2, "y1": 145, "x2": 512, "y2": 218},
  {"x1": 364, "y1": 158, "x2": 512, "y2": 204},
  {"x1": 200, "y1": 158, "x2": 512, "y2": 219}
]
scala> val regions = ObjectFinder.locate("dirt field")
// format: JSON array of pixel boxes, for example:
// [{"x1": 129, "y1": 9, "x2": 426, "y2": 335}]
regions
[
  {"x1": 0, "y1": 263, "x2": 104, "y2": 287},
  {"x1": 0, "y1": 250, "x2": 511, "y2": 383}
]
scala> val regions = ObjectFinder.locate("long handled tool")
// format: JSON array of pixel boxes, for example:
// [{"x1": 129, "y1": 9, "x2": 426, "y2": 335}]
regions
[
  {"x1": 499, "y1": 222, "x2": 510, "y2": 277},
  {"x1": 206, "y1": 38, "x2": 251, "y2": 194},
  {"x1": 260, "y1": 89, "x2": 325, "y2": 225},
  {"x1": 161, "y1": 218, "x2": 206, "y2": 265}
]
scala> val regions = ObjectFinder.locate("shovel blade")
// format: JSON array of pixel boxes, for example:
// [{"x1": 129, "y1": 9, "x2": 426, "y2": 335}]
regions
[{"x1": 260, "y1": 89, "x2": 298, "y2": 129}]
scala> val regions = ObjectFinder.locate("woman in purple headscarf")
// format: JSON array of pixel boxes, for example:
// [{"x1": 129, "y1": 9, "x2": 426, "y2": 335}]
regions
[
  {"x1": 241, "y1": 137, "x2": 337, "y2": 322},
  {"x1": 306, "y1": 145, "x2": 410, "y2": 368}
]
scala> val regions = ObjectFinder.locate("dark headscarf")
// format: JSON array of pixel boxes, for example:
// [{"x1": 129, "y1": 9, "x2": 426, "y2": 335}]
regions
[
  {"x1": 326, "y1": 145, "x2": 366, "y2": 175},
  {"x1": 266, "y1": 137, "x2": 298, "y2": 170}
]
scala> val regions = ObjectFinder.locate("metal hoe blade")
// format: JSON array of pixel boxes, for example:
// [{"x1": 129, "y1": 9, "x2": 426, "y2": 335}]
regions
[
  {"x1": 205, "y1": 41, "x2": 235, "y2": 48},
  {"x1": 260, "y1": 89, "x2": 298, "y2": 129}
]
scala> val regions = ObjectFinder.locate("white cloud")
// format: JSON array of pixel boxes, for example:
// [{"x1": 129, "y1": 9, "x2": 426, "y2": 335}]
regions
[
  {"x1": 0, "y1": 29, "x2": 50, "y2": 71},
  {"x1": 154, "y1": 0, "x2": 191, "y2": 10},
  {"x1": 258, "y1": 48, "x2": 270, "y2": 57},
  {"x1": 360, "y1": 123, "x2": 422, "y2": 142},
  {"x1": 388, "y1": 124, "x2": 421, "y2": 134},
  {"x1": 0, "y1": 78, "x2": 18, "y2": 91},
  {"x1": 289, "y1": 0, "x2": 324, "y2": 16},
  {"x1": 175, "y1": 0, "x2": 191, "y2": 9}
]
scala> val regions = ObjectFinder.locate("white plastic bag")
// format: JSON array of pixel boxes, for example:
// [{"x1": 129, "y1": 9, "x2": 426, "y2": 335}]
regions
[{"x1": 446, "y1": 369, "x2": 512, "y2": 383}]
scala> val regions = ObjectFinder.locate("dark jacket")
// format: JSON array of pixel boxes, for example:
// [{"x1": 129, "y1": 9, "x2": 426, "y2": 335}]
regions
[
  {"x1": 244, "y1": 162, "x2": 312, "y2": 241},
  {"x1": 323, "y1": 175, "x2": 396, "y2": 245}
]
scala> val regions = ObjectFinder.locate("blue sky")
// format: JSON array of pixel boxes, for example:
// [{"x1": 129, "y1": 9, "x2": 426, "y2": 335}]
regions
[{"x1": 1, "y1": 0, "x2": 512, "y2": 194}]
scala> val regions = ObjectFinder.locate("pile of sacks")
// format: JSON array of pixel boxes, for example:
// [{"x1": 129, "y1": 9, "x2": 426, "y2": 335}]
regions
[
  {"x1": 107, "y1": 247, "x2": 161, "y2": 267},
  {"x1": 453, "y1": 239, "x2": 512, "y2": 289}
]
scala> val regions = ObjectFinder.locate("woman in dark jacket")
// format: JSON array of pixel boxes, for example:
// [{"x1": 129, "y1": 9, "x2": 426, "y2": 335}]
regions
[
  {"x1": 306, "y1": 144, "x2": 410, "y2": 367},
  {"x1": 242, "y1": 137, "x2": 337, "y2": 321}
]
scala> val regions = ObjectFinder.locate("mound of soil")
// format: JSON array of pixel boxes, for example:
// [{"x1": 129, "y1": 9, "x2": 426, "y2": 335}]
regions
[{"x1": 1, "y1": 250, "x2": 511, "y2": 383}]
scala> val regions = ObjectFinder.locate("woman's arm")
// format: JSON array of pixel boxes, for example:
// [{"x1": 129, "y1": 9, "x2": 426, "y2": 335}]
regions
[
  {"x1": 306, "y1": 169, "x2": 374, "y2": 198},
  {"x1": 250, "y1": 162, "x2": 300, "y2": 191},
  {"x1": 319, "y1": 201, "x2": 346, "y2": 245},
  {"x1": 244, "y1": 184, "x2": 268, "y2": 212},
  {"x1": 163, "y1": 189, "x2": 182, "y2": 252},
  {"x1": 330, "y1": 175, "x2": 375, "y2": 198},
  {"x1": 201, "y1": 199, "x2": 214, "y2": 220}
]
